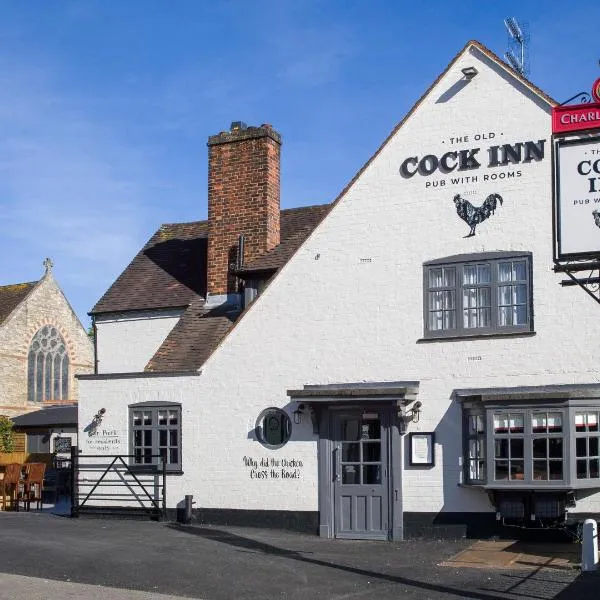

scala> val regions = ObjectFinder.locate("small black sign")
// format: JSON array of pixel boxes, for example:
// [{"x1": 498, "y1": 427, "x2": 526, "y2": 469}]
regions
[{"x1": 54, "y1": 437, "x2": 72, "y2": 453}]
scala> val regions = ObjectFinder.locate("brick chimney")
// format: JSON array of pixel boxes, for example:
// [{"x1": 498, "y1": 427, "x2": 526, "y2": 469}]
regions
[{"x1": 206, "y1": 122, "x2": 281, "y2": 306}]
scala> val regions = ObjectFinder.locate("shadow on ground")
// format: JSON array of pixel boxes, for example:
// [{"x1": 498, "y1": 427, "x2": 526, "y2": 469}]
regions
[{"x1": 167, "y1": 524, "x2": 599, "y2": 600}]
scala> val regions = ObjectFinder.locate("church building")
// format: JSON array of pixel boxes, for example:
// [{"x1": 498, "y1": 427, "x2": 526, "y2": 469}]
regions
[{"x1": 0, "y1": 259, "x2": 94, "y2": 419}]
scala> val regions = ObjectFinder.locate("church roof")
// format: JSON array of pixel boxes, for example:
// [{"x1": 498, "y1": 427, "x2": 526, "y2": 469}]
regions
[{"x1": 0, "y1": 281, "x2": 37, "y2": 326}]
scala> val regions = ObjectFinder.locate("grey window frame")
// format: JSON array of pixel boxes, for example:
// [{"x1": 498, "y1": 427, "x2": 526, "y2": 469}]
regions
[
  {"x1": 129, "y1": 401, "x2": 182, "y2": 473},
  {"x1": 463, "y1": 408, "x2": 486, "y2": 484},
  {"x1": 423, "y1": 251, "x2": 533, "y2": 339},
  {"x1": 574, "y1": 410, "x2": 600, "y2": 481}
]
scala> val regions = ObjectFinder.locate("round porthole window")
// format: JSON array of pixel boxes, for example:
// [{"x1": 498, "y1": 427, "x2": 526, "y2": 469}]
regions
[{"x1": 256, "y1": 407, "x2": 292, "y2": 449}]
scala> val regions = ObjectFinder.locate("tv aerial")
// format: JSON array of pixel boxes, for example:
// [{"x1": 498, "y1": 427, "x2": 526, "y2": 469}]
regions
[{"x1": 504, "y1": 17, "x2": 529, "y2": 78}]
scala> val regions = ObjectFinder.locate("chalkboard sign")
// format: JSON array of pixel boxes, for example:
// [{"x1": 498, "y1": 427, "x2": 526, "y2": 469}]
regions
[{"x1": 54, "y1": 437, "x2": 72, "y2": 453}]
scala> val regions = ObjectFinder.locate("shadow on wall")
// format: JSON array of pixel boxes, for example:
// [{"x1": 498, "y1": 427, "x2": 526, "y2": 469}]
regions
[{"x1": 403, "y1": 396, "x2": 496, "y2": 539}]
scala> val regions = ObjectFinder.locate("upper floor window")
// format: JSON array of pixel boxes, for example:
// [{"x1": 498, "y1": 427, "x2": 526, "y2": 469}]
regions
[
  {"x1": 27, "y1": 325, "x2": 69, "y2": 402},
  {"x1": 424, "y1": 252, "x2": 533, "y2": 339}
]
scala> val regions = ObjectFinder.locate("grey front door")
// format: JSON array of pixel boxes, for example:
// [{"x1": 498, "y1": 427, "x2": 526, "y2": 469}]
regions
[{"x1": 333, "y1": 409, "x2": 390, "y2": 539}]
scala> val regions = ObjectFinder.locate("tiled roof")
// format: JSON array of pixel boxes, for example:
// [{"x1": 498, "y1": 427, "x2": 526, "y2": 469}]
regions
[
  {"x1": 237, "y1": 204, "x2": 330, "y2": 274},
  {"x1": 91, "y1": 222, "x2": 209, "y2": 314},
  {"x1": 0, "y1": 282, "x2": 37, "y2": 326},
  {"x1": 91, "y1": 204, "x2": 328, "y2": 372},
  {"x1": 145, "y1": 297, "x2": 237, "y2": 372}
]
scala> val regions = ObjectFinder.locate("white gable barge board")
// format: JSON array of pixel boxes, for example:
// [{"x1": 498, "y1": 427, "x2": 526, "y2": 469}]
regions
[
  {"x1": 79, "y1": 42, "x2": 600, "y2": 527},
  {"x1": 94, "y1": 309, "x2": 185, "y2": 374}
]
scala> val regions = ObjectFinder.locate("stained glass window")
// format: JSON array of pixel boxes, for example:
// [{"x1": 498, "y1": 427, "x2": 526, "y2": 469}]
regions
[{"x1": 27, "y1": 326, "x2": 69, "y2": 402}]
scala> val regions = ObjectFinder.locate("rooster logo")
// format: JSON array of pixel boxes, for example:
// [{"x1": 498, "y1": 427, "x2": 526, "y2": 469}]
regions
[
  {"x1": 593, "y1": 210, "x2": 600, "y2": 229},
  {"x1": 453, "y1": 193, "x2": 503, "y2": 237}
]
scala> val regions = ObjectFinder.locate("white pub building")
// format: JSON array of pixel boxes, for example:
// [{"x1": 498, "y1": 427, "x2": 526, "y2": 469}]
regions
[{"x1": 78, "y1": 41, "x2": 600, "y2": 540}]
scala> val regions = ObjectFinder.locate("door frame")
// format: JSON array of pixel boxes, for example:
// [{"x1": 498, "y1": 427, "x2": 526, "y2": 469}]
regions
[{"x1": 317, "y1": 403, "x2": 403, "y2": 540}]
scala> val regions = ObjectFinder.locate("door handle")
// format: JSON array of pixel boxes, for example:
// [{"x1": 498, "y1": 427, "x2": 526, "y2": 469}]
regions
[
  {"x1": 333, "y1": 447, "x2": 340, "y2": 481},
  {"x1": 395, "y1": 489, "x2": 399, "y2": 501}
]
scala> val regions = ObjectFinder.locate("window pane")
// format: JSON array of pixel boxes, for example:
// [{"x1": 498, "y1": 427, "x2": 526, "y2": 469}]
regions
[
  {"x1": 342, "y1": 464, "x2": 359, "y2": 484},
  {"x1": 510, "y1": 414, "x2": 524, "y2": 433},
  {"x1": 478, "y1": 287, "x2": 491, "y2": 307},
  {"x1": 430, "y1": 291, "x2": 443, "y2": 310},
  {"x1": 576, "y1": 437, "x2": 587, "y2": 457},
  {"x1": 463, "y1": 308, "x2": 477, "y2": 328},
  {"x1": 143, "y1": 430, "x2": 152, "y2": 446},
  {"x1": 479, "y1": 308, "x2": 491, "y2": 328},
  {"x1": 363, "y1": 442, "x2": 381, "y2": 462},
  {"x1": 494, "y1": 414, "x2": 509, "y2": 433},
  {"x1": 590, "y1": 438, "x2": 599, "y2": 457},
  {"x1": 533, "y1": 460, "x2": 547, "y2": 480},
  {"x1": 342, "y1": 443, "x2": 359, "y2": 462},
  {"x1": 548, "y1": 439, "x2": 563, "y2": 459},
  {"x1": 443, "y1": 310, "x2": 456, "y2": 330},
  {"x1": 498, "y1": 262, "x2": 512, "y2": 282},
  {"x1": 134, "y1": 431, "x2": 142, "y2": 447},
  {"x1": 143, "y1": 412, "x2": 152, "y2": 426},
  {"x1": 498, "y1": 285, "x2": 511, "y2": 306},
  {"x1": 342, "y1": 419, "x2": 360, "y2": 441},
  {"x1": 363, "y1": 465, "x2": 381, "y2": 484},
  {"x1": 361, "y1": 419, "x2": 381, "y2": 440},
  {"x1": 463, "y1": 265, "x2": 476, "y2": 285},
  {"x1": 511, "y1": 461, "x2": 524, "y2": 480},
  {"x1": 133, "y1": 412, "x2": 142, "y2": 426},
  {"x1": 514, "y1": 284, "x2": 527, "y2": 304},
  {"x1": 576, "y1": 414, "x2": 585, "y2": 431},
  {"x1": 158, "y1": 411, "x2": 167, "y2": 425},
  {"x1": 513, "y1": 261, "x2": 527, "y2": 281},
  {"x1": 498, "y1": 306, "x2": 510, "y2": 326},
  {"x1": 477, "y1": 264, "x2": 491, "y2": 283},
  {"x1": 589, "y1": 414, "x2": 599, "y2": 432},
  {"x1": 577, "y1": 459, "x2": 587, "y2": 479},
  {"x1": 463, "y1": 287, "x2": 477, "y2": 308},
  {"x1": 533, "y1": 438, "x2": 546, "y2": 459},
  {"x1": 495, "y1": 439, "x2": 508, "y2": 458},
  {"x1": 495, "y1": 460, "x2": 509, "y2": 480},
  {"x1": 134, "y1": 449, "x2": 142, "y2": 464},
  {"x1": 510, "y1": 438, "x2": 524, "y2": 458},
  {"x1": 169, "y1": 430, "x2": 178, "y2": 446},
  {"x1": 547, "y1": 413, "x2": 562, "y2": 433},
  {"x1": 591, "y1": 459, "x2": 600, "y2": 479},
  {"x1": 444, "y1": 268, "x2": 456, "y2": 287},
  {"x1": 532, "y1": 414, "x2": 546, "y2": 433},
  {"x1": 169, "y1": 410, "x2": 178, "y2": 425},
  {"x1": 429, "y1": 268, "x2": 442, "y2": 288},
  {"x1": 169, "y1": 448, "x2": 179, "y2": 465},
  {"x1": 143, "y1": 448, "x2": 152, "y2": 464},
  {"x1": 549, "y1": 461, "x2": 563, "y2": 480},
  {"x1": 514, "y1": 305, "x2": 527, "y2": 325},
  {"x1": 159, "y1": 430, "x2": 167, "y2": 446},
  {"x1": 429, "y1": 311, "x2": 443, "y2": 331}
]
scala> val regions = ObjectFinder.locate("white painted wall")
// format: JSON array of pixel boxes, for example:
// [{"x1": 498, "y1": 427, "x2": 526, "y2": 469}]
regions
[
  {"x1": 79, "y1": 44, "x2": 600, "y2": 517},
  {"x1": 95, "y1": 309, "x2": 184, "y2": 374}
]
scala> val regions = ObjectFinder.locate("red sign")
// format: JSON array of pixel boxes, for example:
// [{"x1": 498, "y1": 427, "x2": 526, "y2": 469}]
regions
[{"x1": 553, "y1": 103, "x2": 600, "y2": 134}]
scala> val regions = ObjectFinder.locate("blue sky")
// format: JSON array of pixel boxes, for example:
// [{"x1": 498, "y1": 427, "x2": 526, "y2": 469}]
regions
[{"x1": 0, "y1": 1, "x2": 598, "y2": 326}]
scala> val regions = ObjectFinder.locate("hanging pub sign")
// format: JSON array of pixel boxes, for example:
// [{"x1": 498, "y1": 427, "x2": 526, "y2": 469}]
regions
[{"x1": 554, "y1": 136, "x2": 600, "y2": 259}]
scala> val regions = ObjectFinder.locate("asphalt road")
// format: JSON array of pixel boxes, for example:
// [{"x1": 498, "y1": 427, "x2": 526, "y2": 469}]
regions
[{"x1": 0, "y1": 512, "x2": 598, "y2": 599}]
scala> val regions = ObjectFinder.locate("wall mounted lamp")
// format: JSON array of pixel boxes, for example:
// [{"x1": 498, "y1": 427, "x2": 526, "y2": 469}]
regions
[
  {"x1": 461, "y1": 66, "x2": 478, "y2": 79},
  {"x1": 397, "y1": 400, "x2": 422, "y2": 434},
  {"x1": 293, "y1": 403, "x2": 305, "y2": 424}
]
